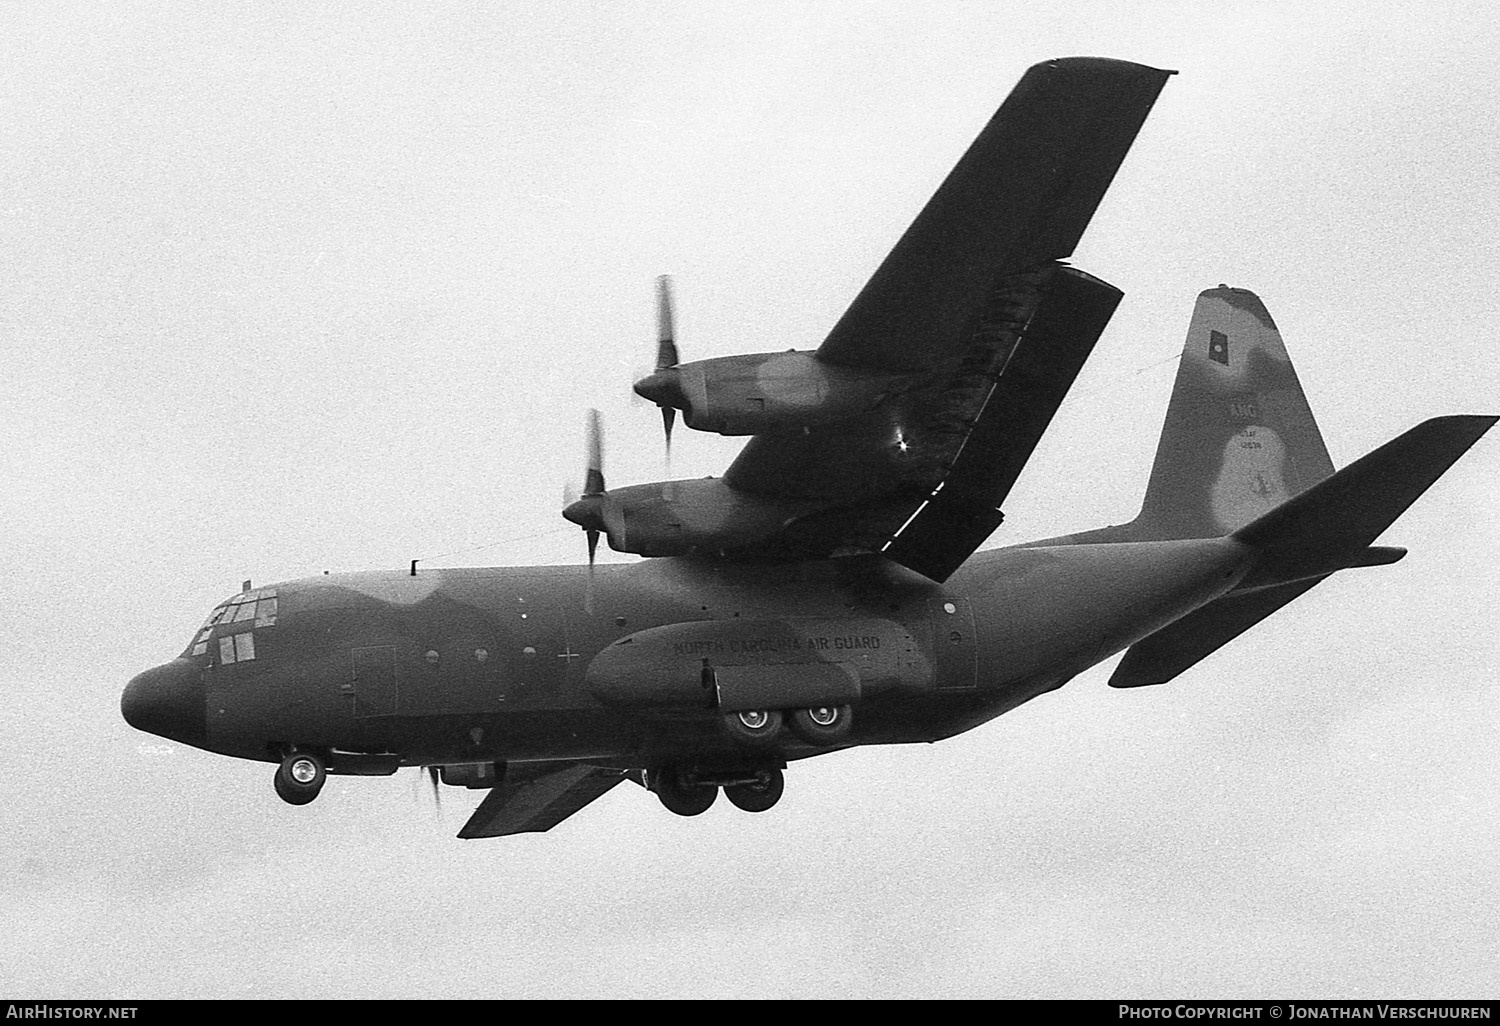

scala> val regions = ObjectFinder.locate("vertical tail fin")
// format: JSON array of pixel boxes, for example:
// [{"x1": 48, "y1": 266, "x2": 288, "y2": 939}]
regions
[{"x1": 1122, "y1": 286, "x2": 1334, "y2": 540}]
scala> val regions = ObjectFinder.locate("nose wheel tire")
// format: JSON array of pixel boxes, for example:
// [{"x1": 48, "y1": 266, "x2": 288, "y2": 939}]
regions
[
  {"x1": 788, "y1": 704, "x2": 853, "y2": 745},
  {"x1": 724, "y1": 767, "x2": 784, "y2": 813},
  {"x1": 274, "y1": 752, "x2": 326, "y2": 806},
  {"x1": 650, "y1": 765, "x2": 717, "y2": 817},
  {"x1": 721, "y1": 708, "x2": 783, "y2": 746}
]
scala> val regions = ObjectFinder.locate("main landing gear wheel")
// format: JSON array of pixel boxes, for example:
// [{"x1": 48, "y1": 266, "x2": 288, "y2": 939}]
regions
[
  {"x1": 721, "y1": 708, "x2": 783, "y2": 746},
  {"x1": 789, "y1": 704, "x2": 853, "y2": 745},
  {"x1": 651, "y1": 765, "x2": 717, "y2": 817},
  {"x1": 274, "y1": 752, "x2": 326, "y2": 806},
  {"x1": 724, "y1": 767, "x2": 784, "y2": 813}
]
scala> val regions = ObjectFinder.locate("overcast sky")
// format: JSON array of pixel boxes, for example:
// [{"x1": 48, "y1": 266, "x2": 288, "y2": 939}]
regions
[{"x1": 3, "y1": 1, "x2": 1498, "y2": 999}]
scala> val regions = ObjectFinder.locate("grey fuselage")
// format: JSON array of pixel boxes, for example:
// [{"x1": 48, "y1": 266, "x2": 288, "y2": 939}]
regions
[{"x1": 163, "y1": 537, "x2": 1251, "y2": 772}]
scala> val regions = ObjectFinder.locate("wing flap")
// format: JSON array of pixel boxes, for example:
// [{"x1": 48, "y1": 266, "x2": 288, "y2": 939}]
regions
[
  {"x1": 884, "y1": 266, "x2": 1123, "y2": 580},
  {"x1": 817, "y1": 58, "x2": 1173, "y2": 373},
  {"x1": 457, "y1": 763, "x2": 626, "y2": 839}
]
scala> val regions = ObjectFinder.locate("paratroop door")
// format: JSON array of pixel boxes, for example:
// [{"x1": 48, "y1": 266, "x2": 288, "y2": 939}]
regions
[
  {"x1": 351, "y1": 645, "x2": 398, "y2": 718},
  {"x1": 930, "y1": 597, "x2": 978, "y2": 690}
]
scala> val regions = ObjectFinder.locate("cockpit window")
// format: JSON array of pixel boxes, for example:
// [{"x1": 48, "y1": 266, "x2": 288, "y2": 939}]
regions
[
  {"x1": 198, "y1": 588, "x2": 279, "y2": 632},
  {"x1": 190, "y1": 588, "x2": 279, "y2": 662},
  {"x1": 191, "y1": 627, "x2": 213, "y2": 656}
]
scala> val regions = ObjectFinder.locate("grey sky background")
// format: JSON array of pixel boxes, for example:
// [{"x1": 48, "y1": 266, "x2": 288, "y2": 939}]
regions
[{"x1": 3, "y1": 1, "x2": 1498, "y2": 999}]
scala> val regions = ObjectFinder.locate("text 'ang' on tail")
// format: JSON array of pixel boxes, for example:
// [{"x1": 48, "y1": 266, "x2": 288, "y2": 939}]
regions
[{"x1": 1074, "y1": 285, "x2": 1335, "y2": 543}]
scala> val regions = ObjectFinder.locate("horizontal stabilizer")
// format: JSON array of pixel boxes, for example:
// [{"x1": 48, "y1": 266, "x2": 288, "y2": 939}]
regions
[
  {"x1": 1110, "y1": 575, "x2": 1326, "y2": 687},
  {"x1": 1233, "y1": 415, "x2": 1496, "y2": 587},
  {"x1": 1234, "y1": 543, "x2": 1404, "y2": 593},
  {"x1": 457, "y1": 763, "x2": 626, "y2": 839}
]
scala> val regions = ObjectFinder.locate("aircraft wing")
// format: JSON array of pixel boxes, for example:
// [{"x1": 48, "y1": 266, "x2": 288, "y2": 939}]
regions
[
  {"x1": 457, "y1": 763, "x2": 627, "y2": 839},
  {"x1": 816, "y1": 58, "x2": 1174, "y2": 374},
  {"x1": 725, "y1": 264, "x2": 1122, "y2": 579},
  {"x1": 718, "y1": 59, "x2": 1172, "y2": 579}
]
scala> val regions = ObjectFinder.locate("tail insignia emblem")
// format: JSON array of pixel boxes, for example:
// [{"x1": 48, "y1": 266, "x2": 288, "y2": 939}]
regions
[{"x1": 1208, "y1": 329, "x2": 1230, "y2": 366}]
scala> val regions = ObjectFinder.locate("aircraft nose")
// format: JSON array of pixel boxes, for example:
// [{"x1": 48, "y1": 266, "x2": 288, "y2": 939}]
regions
[{"x1": 121, "y1": 659, "x2": 206, "y2": 747}]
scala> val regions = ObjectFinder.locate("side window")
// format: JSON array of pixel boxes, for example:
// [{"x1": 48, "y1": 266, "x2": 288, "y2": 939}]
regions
[{"x1": 217, "y1": 632, "x2": 256, "y2": 665}]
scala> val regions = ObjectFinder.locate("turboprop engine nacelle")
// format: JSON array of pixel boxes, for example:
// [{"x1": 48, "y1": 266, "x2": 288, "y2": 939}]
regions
[
  {"x1": 563, "y1": 477, "x2": 821, "y2": 557},
  {"x1": 634, "y1": 351, "x2": 909, "y2": 436},
  {"x1": 586, "y1": 617, "x2": 932, "y2": 712}
]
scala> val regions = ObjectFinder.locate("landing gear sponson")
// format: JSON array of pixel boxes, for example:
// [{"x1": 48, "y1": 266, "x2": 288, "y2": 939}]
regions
[
  {"x1": 720, "y1": 704, "x2": 853, "y2": 747},
  {"x1": 268, "y1": 703, "x2": 847, "y2": 815},
  {"x1": 643, "y1": 702, "x2": 847, "y2": 816}
]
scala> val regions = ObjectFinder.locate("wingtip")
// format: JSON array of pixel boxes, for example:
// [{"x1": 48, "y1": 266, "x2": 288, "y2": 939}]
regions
[
  {"x1": 1037, "y1": 56, "x2": 1179, "y2": 79},
  {"x1": 1424, "y1": 413, "x2": 1499, "y2": 435}
]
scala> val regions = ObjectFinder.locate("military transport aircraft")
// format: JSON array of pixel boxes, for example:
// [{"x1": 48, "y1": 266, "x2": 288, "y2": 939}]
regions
[{"x1": 121, "y1": 58, "x2": 1494, "y2": 838}]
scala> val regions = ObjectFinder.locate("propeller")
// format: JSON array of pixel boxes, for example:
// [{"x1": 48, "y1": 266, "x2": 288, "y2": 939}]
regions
[
  {"x1": 632, "y1": 275, "x2": 683, "y2": 495},
  {"x1": 562, "y1": 408, "x2": 618, "y2": 612},
  {"x1": 654, "y1": 274, "x2": 679, "y2": 450},
  {"x1": 410, "y1": 765, "x2": 442, "y2": 816}
]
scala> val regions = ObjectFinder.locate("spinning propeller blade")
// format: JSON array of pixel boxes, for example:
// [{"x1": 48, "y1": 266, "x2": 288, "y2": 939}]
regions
[
  {"x1": 656, "y1": 274, "x2": 678, "y2": 372},
  {"x1": 583, "y1": 407, "x2": 605, "y2": 499},
  {"x1": 654, "y1": 276, "x2": 677, "y2": 494},
  {"x1": 560, "y1": 408, "x2": 612, "y2": 613}
]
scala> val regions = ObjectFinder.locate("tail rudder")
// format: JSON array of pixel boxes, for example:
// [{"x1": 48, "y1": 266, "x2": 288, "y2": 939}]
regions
[{"x1": 1126, "y1": 286, "x2": 1333, "y2": 540}]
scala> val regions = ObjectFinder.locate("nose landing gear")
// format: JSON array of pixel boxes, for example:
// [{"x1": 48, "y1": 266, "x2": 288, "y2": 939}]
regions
[{"x1": 273, "y1": 752, "x2": 326, "y2": 806}]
